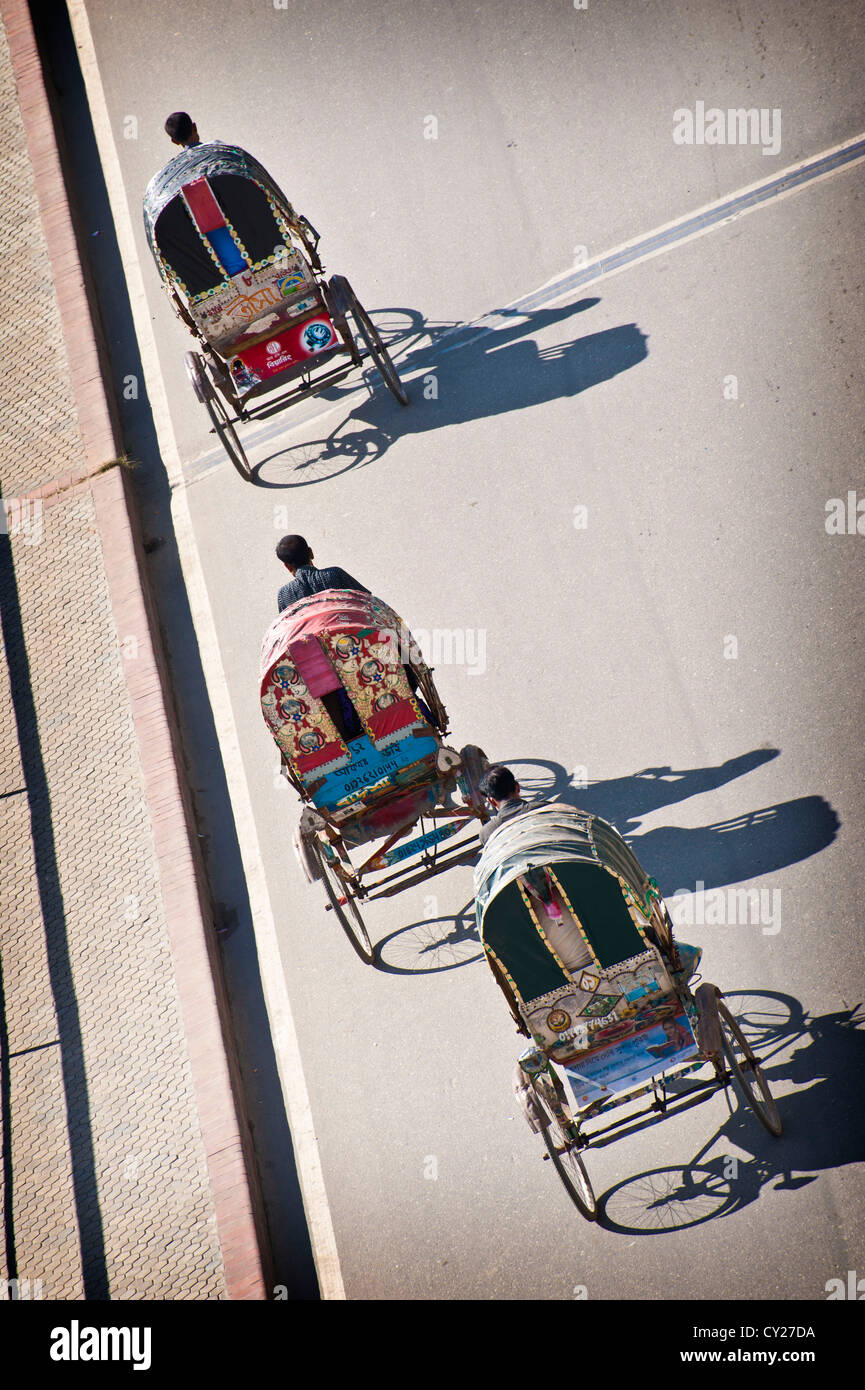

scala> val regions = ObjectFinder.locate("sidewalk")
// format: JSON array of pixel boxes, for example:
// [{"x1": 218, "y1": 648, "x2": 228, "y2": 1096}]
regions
[{"x1": 0, "y1": 0, "x2": 267, "y2": 1299}]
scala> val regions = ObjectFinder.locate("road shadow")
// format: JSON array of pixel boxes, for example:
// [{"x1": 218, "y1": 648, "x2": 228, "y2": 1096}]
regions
[
  {"x1": 252, "y1": 297, "x2": 647, "y2": 485},
  {"x1": 373, "y1": 751, "x2": 839, "y2": 974},
  {"x1": 630, "y1": 796, "x2": 840, "y2": 894},
  {"x1": 596, "y1": 996, "x2": 865, "y2": 1235},
  {"x1": 500, "y1": 751, "x2": 839, "y2": 893},
  {"x1": 0, "y1": 493, "x2": 107, "y2": 1298},
  {"x1": 375, "y1": 899, "x2": 482, "y2": 974}
]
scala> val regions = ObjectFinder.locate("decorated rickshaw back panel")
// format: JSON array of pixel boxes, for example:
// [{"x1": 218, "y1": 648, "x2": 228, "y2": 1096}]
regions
[
  {"x1": 260, "y1": 592, "x2": 440, "y2": 816},
  {"x1": 562, "y1": 1004, "x2": 699, "y2": 1110},
  {"x1": 480, "y1": 858, "x2": 677, "y2": 1060}
]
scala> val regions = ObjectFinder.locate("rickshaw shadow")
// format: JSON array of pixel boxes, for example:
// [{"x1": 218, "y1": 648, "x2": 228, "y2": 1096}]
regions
[
  {"x1": 495, "y1": 749, "x2": 782, "y2": 825},
  {"x1": 499, "y1": 752, "x2": 839, "y2": 890},
  {"x1": 594, "y1": 994, "x2": 865, "y2": 1235},
  {"x1": 630, "y1": 797, "x2": 840, "y2": 894},
  {"x1": 374, "y1": 899, "x2": 483, "y2": 974},
  {"x1": 250, "y1": 296, "x2": 646, "y2": 487}
]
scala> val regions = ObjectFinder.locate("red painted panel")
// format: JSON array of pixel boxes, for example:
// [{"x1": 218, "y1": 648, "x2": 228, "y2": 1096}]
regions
[{"x1": 181, "y1": 178, "x2": 225, "y2": 234}]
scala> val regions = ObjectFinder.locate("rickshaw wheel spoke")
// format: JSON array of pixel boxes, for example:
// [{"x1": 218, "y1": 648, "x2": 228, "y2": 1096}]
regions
[
  {"x1": 601, "y1": 1165, "x2": 736, "y2": 1234},
  {"x1": 312, "y1": 841, "x2": 375, "y2": 965},
  {"x1": 414, "y1": 663, "x2": 448, "y2": 734},
  {"x1": 717, "y1": 1000, "x2": 783, "y2": 1136},
  {"x1": 186, "y1": 351, "x2": 252, "y2": 481},
  {"x1": 336, "y1": 279, "x2": 409, "y2": 405},
  {"x1": 541, "y1": 1127, "x2": 596, "y2": 1221},
  {"x1": 533, "y1": 1079, "x2": 597, "y2": 1221}
]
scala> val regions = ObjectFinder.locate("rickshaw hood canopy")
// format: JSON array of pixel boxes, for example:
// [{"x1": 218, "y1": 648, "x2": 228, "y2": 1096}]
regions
[{"x1": 143, "y1": 141, "x2": 295, "y2": 256}]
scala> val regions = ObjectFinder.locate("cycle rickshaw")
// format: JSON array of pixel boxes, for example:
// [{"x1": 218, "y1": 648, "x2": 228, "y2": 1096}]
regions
[
  {"x1": 260, "y1": 589, "x2": 489, "y2": 962},
  {"x1": 474, "y1": 802, "x2": 783, "y2": 1220},
  {"x1": 143, "y1": 142, "x2": 407, "y2": 481}
]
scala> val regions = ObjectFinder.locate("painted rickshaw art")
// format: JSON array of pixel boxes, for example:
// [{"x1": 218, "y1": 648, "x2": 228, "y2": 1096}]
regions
[
  {"x1": 474, "y1": 803, "x2": 782, "y2": 1220},
  {"x1": 143, "y1": 142, "x2": 407, "y2": 480},
  {"x1": 260, "y1": 590, "x2": 490, "y2": 962}
]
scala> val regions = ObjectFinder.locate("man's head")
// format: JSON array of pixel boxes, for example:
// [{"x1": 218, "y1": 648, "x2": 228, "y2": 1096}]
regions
[
  {"x1": 276, "y1": 534, "x2": 313, "y2": 574},
  {"x1": 165, "y1": 111, "x2": 200, "y2": 147},
  {"x1": 479, "y1": 764, "x2": 520, "y2": 807}
]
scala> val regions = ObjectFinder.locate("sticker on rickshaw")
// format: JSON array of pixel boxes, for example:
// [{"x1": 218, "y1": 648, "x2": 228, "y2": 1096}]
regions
[
  {"x1": 373, "y1": 821, "x2": 459, "y2": 869},
  {"x1": 235, "y1": 315, "x2": 337, "y2": 380},
  {"x1": 565, "y1": 1008, "x2": 698, "y2": 1107}
]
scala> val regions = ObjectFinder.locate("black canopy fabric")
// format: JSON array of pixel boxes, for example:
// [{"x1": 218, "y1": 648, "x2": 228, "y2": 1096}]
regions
[
  {"x1": 482, "y1": 880, "x2": 572, "y2": 1003},
  {"x1": 479, "y1": 861, "x2": 649, "y2": 1006},
  {"x1": 551, "y1": 861, "x2": 647, "y2": 969},
  {"x1": 207, "y1": 174, "x2": 283, "y2": 264},
  {"x1": 153, "y1": 198, "x2": 223, "y2": 296},
  {"x1": 143, "y1": 142, "x2": 296, "y2": 292}
]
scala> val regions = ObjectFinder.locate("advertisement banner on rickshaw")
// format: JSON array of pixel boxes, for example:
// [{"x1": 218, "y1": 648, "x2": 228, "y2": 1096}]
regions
[
  {"x1": 230, "y1": 314, "x2": 339, "y2": 392},
  {"x1": 565, "y1": 1008, "x2": 698, "y2": 1108}
]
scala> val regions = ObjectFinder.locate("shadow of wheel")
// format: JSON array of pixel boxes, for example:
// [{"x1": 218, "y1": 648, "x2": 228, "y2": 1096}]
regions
[
  {"x1": 720, "y1": 990, "x2": 803, "y2": 1050},
  {"x1": 598, "y1": 1165, "x2": 738, "y2": 1234},
  {"x1": 375, "y1": 909, "x2": 482, "y2": 974}
]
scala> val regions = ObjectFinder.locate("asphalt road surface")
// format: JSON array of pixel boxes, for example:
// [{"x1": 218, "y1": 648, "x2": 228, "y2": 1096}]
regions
[{"x1": 73, "y1": 0, "x2": 864, "y2": 1300}]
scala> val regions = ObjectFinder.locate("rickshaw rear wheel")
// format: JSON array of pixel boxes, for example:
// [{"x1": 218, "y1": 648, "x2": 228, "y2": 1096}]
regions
[
  {"x1": 541, "y1": 1122, "x2": 597, "y2": 1222},
  {"x1": 717, "y1": 1000, "x2": 783, "y2": 1136},
  {"x1": 331, "y1": 276, "x2": 409, "y2": 406},
  {"x1": 533, "y1": 1078, "x2": 597, "y2": 1221},
  {"x1": 185, "y1": 351, "x2": 253, "y2": 482},
  {"x1": 311, "y1": 841, "x2": 375, "y2": 965}
]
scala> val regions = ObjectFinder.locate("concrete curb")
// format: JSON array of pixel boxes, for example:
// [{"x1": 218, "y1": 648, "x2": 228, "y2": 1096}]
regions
[{"x1": 2, "y1": 0, "x2": 269, "y2": 1300}]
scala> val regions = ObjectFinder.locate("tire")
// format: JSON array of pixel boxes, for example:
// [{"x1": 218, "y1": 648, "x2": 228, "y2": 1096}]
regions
[
  {"x1": 311, "y1": 840, "x2": 375, "y2": 965},
  {"x1": 336, "y1": 277, "x2": 409, "y2": 405},
  {"x1": 718, "y1": 999, "x2": 782, "y2": 1136},
  {"x1": 185, "y1": 351, "x2": 252, "y2": 481},
  {"x1": 533, "y1": 1075, "x2": 597, "y2": 1221}
]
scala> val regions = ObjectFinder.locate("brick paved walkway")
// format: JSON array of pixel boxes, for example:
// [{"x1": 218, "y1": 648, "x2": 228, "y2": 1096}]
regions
[{"x1": 0, "y1": 4, "x2": 264, "y2": 1300}]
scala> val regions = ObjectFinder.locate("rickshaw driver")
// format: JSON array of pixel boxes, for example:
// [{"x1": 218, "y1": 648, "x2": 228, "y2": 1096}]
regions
[
  {"x1": 276, "y1": 534, "x2": 369, "y2": 612},
  {"x1": 164, "y1": 112, "x2": 201, "y2": 148},
  {"x1": 478, "y1": 764, "x2": 532, "y2": 846}
]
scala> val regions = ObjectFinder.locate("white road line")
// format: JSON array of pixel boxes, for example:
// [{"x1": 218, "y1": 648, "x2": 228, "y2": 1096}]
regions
[
  {"x1": 183, "y1": 126, "x2": 865, "y2": 470},
  {"x1": 68, "y1": 0, "x2": 345, "y2": 1301},
  {"x1": 503, "y1": 130, "x2": 865, "y2": 310}
]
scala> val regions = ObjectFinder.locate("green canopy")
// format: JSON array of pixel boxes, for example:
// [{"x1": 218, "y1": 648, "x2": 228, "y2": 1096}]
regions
[{"x1": 475, "y1": 803, "x2": 658, "y2": 1007}]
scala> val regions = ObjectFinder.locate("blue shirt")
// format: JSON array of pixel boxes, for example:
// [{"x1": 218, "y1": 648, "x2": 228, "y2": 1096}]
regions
[{"x1": 277, "y1": 563, "x2": 369, "y2": 613}]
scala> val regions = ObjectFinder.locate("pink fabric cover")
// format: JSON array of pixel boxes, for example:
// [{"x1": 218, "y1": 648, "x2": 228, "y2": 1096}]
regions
[
  {"x1": 260, "y1": 590, "x2": 434, "y2": 776},
  {"x1": 286, "y1": 635, "x2": 341, "y2": 697},
  {"x1": 260, "y1": 590, "x2": 404, "y2": 689}
]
